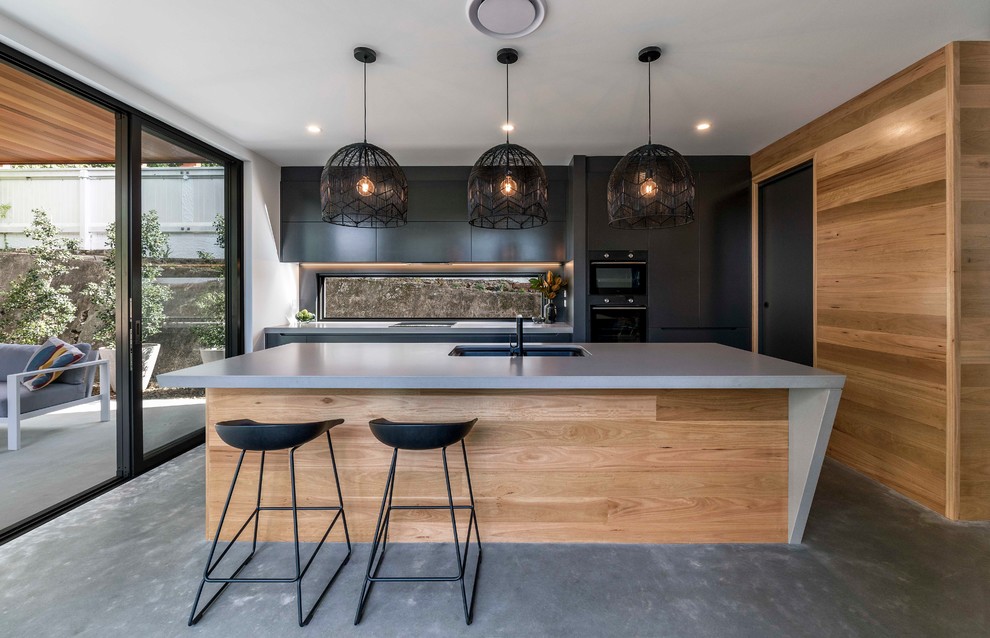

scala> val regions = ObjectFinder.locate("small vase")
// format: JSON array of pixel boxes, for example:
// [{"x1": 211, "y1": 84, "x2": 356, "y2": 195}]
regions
[{"x1": 543, "y1": 299, "x2": 557, "y2": 324}]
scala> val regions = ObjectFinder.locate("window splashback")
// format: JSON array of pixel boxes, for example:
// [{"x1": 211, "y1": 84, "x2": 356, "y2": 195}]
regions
[{"x1": 321, "y1": 276, "x2": 542, "y2": 319}]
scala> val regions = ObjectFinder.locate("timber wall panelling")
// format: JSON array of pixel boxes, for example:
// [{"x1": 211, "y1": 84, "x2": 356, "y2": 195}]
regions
[
  {"x1": 751, "y1": 42, "x2": 990, "y2": 520},
  {"x1": 205, "y1": 388, "x2": 790, "y2": 544},
  {"x1": 958, "y1": 41, "x2": 990, "y2": 520}
]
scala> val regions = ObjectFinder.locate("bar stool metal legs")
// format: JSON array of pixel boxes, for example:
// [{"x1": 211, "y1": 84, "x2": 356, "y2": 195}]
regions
[
  {"x1": 354, "y1": 439, "x2": 483, "y2": 625},
  {"x1": 189, "y1": 430, "x2": 352, "y2": 627}
]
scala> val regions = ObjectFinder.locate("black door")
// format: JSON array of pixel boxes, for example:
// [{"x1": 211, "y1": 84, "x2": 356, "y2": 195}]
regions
[{"x1": 758, "y1": 164, "x2": 814, "y2": 366}]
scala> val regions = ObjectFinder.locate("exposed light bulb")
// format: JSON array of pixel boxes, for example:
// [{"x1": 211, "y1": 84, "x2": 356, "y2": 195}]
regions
[
  {"x1": 500, "y1": 175, "x2": 518, "y2": 195},
  {"x1": 306, "y1": 124, "x2": 322, "y2": 134},
  {"x1": 356, "y1": 176, "x2": 375, "y2": 196},
  {"x1": 640, "y1": 178, "x2": 658, "y2": 197},
  {"x1": 695, "y1": 122, "x2": 711, "y2": 131},
  {"x1": 502, "y1": 122, "x2": 515, "y2": 132}
]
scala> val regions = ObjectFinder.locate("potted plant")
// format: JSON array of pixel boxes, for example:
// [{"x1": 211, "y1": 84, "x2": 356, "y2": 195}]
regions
[
  {"x1": 84, "y1": 210, "x2": 172, "y2": 391},
  {"x1": 191, "y1": 214, "x2": 226, "y2": 363},
  {"x1": 192, "y1": 289, "x2": 225, "y2": 363},
  {"x1": 529, "y1": 269, "x2": 567, "y2": 324}
]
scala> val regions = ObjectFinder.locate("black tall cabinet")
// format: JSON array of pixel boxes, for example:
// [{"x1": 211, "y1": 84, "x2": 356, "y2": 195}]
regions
[{"x1": 575, "y1": 156, "x2": 752, "y2": 348}]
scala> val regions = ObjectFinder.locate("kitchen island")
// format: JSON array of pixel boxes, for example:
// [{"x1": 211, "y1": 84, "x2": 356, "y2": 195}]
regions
[{"x1": 158, "y1": 342, "x2": 844, "y2": 545}]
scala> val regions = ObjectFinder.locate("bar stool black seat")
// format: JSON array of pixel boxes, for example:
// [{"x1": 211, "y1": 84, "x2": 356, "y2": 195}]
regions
[
  {"x1": 189, "y1": 418, "x2": 351, "y2": 627},
  {"x1": 355, "y1": 417, "x2": 483, "y2": 625}
]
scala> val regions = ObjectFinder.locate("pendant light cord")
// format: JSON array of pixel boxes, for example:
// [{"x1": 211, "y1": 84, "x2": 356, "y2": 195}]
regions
[
  {"x1": 363, "y1": 61, "x2": 368, "y2": 143},
  {"x1": 647, "y1": 59, "x2": 652, "y2": 145},
  {"x1": 505, "y1": 61, "x2": 510, "y2": 145}
]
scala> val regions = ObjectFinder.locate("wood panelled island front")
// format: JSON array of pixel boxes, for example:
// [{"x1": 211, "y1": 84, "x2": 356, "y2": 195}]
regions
[{"x1": 159, "y1": 343, "x2": 844, "y2": 545}]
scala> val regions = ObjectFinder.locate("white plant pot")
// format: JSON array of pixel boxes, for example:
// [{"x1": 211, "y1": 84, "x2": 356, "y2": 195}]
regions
[
  {"x1": 199, "y1": 347, "x2": 225, "y2": 364},
  {"x1": 141, "y1": 343, "x2": 161, "y2": 391},
  {"x1": 98, "y1": 343, "x2": 161, "y2": 392}
]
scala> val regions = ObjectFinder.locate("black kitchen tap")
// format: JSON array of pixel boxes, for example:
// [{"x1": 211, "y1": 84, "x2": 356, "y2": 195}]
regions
[{"x1": 509, "y1": 314, "x2": 525, "y2": 357}]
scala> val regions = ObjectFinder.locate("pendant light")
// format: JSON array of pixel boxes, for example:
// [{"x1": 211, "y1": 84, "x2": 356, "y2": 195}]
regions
[
  {"x1": 468, "y1": 48, "x2": 548, "y2": 229},
  {"x1": 321, "y1": 47, "x2": 408, "y2": 228},
  {"x1": 607, "y1": 46, "x2": 695, "y2": 229}
]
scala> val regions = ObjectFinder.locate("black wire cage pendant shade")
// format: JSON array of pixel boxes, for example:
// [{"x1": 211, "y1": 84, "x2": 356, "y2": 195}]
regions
[
  {"x1": 607, "y1": 46, "x2": 695, "y2": 229},
  {"x1": 321, "y1": 47, "x2": 408, "y2": 228},
  {"x1": 468, "y1": 48, "x2": 548, "y2": 229}
]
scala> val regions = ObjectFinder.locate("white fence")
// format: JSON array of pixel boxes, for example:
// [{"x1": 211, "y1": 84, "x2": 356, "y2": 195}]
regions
[{"x1": 0, "y1": 166, "x2": 225, "y2": 258}]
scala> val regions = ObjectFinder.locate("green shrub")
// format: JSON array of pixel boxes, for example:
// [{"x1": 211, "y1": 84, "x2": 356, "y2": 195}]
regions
[
  {"x1": 0, "y1": 209, "x2": 78, "y2": 344},
  {"x1": 84, "y1": 210, "x2": 173, "y2": 346}
]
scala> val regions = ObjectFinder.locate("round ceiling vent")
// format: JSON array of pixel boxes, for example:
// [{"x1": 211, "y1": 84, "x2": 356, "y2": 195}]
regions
[{"x1": 467, "y1": 0, "x2": 547, "y2": 40}]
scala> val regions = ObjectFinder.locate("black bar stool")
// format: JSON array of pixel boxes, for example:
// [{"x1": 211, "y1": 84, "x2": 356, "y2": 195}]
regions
[
  {"x1": 189, "y1": 418, "x2": 352, "y2": 627},
  {"x1": 354, "y1": 417, "x2": 483, "y2": 625}
]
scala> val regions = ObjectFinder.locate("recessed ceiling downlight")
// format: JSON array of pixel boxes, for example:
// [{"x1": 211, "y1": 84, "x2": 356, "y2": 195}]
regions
[{"x1": 467, "y1": 0, "x2": 547, "y2": 40}]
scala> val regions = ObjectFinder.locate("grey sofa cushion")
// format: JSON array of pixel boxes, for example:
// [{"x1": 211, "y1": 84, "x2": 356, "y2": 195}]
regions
[
  {"x1": 56, "y1": 343, "x2": 94, "y2": 385},
  {"x1": 0, "y1": 380, "x2": 86, "y2": 418},
  {"x1": 0, "y1": 344, "x2": 39, "y2": 379}
]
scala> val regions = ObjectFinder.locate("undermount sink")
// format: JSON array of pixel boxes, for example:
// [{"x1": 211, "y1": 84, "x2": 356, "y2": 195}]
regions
[{"x1": 448, "y1": 345, "x2": 589, "y2": 357}]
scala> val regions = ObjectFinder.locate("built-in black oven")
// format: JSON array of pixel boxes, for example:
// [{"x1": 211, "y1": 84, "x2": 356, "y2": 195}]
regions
[
  {"x1": 590, "y1": 305, "x2": 648, "y2": 342},
  {"x1": 589, "y1": 250, "x2": 647, "y2": 297}
]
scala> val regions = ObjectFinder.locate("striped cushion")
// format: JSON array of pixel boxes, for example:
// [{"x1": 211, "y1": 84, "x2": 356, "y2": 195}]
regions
[{"x1": 21, "y1": 337, "x2": 85, "y2": 392}]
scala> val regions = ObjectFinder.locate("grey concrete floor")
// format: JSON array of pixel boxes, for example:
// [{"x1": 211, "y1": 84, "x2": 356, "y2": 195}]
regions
[
  {"x1": 0, "y1": 398, "x2": 203, "y2": 529},
  {"x1": 0, "y1": 449, "x2": 987, "y2": 638}
]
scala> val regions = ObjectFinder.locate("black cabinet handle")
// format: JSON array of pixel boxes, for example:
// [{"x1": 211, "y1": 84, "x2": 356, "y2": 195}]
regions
[{"x1": 763, "y1": 302, "x2": 770, "y2": 308}]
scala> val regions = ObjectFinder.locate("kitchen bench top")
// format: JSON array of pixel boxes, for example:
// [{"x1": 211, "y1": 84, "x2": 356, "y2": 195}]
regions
[{"x1": 158, "y1": 341, "x2": 844, "y2": 391}]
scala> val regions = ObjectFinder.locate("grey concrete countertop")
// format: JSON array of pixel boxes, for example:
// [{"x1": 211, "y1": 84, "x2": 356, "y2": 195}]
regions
[
  {"x1": 158, "y1": 342, "x2": 845, "y2": 390},
  {"x1": 264, "y1": 320, "x2": 573, "y2": 334}
]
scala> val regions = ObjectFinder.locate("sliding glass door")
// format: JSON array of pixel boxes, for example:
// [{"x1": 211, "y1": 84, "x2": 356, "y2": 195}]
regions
[
  {"x1": 137, "y1": 126, "x2": 230, "y2": 458},
  {"x1": 0, "y1": 43, "x2": 242, "y2": 542},
  {"x1": 0, "y1": 58, "x2": 120, "y2": 535}
]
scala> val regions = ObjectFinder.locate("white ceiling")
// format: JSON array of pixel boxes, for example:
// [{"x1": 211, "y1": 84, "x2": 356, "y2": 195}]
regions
[{"x1": 0, "y1": 0, "x2": 987, "y2": 167}]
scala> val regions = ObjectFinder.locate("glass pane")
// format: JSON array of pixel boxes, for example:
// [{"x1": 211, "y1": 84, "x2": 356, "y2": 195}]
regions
[
  {"x1": 139, "y1": 128, "x2": 225, "y2": 456},
  {"x1": 0, "y1": 60, "x2": 118, "y2": 531}
]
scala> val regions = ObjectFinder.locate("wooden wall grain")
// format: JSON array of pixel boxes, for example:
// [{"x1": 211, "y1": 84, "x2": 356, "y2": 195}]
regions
[
  {"x1": 752, "y1": 47, "x2": 953, "y2": 514},
  {"x1": 958, "y1": 42, "x2": 990, "y2": 520},
  {"x1": 752, "y1": 42, "x2": 990, "y2": 520},
  {"x1": 205, "y1": 388, "x2": 789, "y2": 544}
]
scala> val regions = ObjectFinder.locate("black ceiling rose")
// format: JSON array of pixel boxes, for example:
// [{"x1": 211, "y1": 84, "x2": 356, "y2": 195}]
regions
[
  {"x1": 321, "y1": 46, "x2": 408, "y2": 228},
  {"x1": 468, "y1": 142, "x2": 549, "y2": 229},
  {"x1": 608, "y1": 45, "x2": 695, "y2": 229},
  {"x1": 321, "y1": 142, "x2": 408, "y2": 228},
  {"x1": 607, "y1": 143, "x2": 695, "y2": 229},
  {"x1": 468, "y1": 47, "x2": 549, "y2": 230}
]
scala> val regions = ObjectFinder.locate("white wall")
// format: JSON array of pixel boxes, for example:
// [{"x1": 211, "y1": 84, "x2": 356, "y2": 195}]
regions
[
  {"x1": 244, "y1": 156, "x2": 298, "y2": 352},
  {"x1": 0, "y1": 13, "x2": 298, "y2": 352}
]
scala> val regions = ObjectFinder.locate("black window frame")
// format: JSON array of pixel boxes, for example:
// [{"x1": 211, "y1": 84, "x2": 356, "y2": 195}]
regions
[{"x1": 0, "y1": 42, "x2": 245, "y2": 544}]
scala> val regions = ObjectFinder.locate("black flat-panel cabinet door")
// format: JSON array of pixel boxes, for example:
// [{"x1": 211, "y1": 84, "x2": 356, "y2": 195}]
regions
[
  {"x1": 471, "y1": 222, "x2": 566, "y2": 262},
  {"x1": 281, "y1": 221, "x2": 377, "y2": 262},
  {"x1": 699, "y1": 171, "x2": 751, "y2": 332},
  {"x1": 759, "y1": 164, "x2": 814, "y2": 365},
  {"x1": 377, "y1": 222, "x2": 472, "y2": 262},
  {"x1": 648, "y1": 212, "x2": 700, "y2": 327}
]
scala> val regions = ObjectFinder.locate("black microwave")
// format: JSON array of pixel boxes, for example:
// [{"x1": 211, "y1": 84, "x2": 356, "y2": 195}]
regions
[{"x1": 589, "y1": 250, "x2": 648, "y2": 296}]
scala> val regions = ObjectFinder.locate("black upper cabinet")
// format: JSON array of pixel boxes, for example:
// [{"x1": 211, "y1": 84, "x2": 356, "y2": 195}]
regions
[
  {"x1": 279, "y1": 165, "x2": 569, "y2": 263},
  {"x1": 471, "y1": 222, "x2": 567, "y2": 262},
  {"x1": 280, "y1": 175, "x2": 376, "y2": 261},
  {"x1": 377, "y1": 222, "x2": 472, "y2": 262},
  {"x1": 280, "y1": 221, "x2": 377, "y2": 262},
  {"x1": 405, "y1": 167, "x2": 471, "y2": 222}
]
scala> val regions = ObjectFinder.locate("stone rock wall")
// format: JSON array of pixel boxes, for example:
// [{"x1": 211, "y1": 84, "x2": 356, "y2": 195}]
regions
[
  {"x1": 322, "y1": 276, "x2": 543, "y2": 319},
  {"x1": 0, "y1": 251, "x2": 221, "y2": 374}
]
